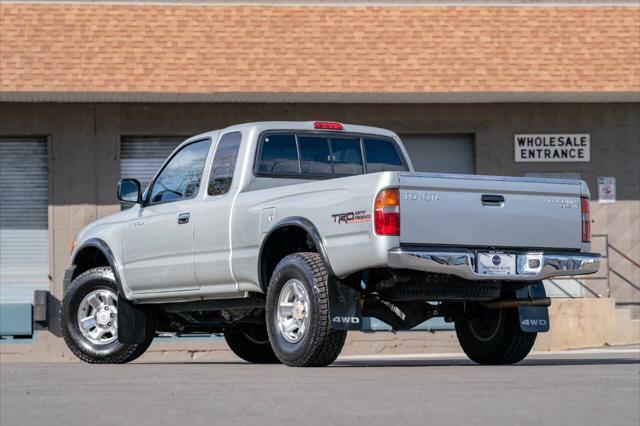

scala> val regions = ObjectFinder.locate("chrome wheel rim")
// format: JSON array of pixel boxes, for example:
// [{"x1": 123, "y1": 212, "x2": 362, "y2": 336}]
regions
[
  {"x1": 277, "y1": 279, "x2": 310, "y2": 343},
  {"x1": 77, "y1": 289, "x2": 118, "y2": 345}
]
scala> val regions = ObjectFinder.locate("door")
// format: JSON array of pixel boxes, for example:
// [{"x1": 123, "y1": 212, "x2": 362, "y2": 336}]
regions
[
  {"x1": 369, "y1": 134, "x2": 476, "y2": 333},
  {"x1": 120, "y1": 137, "x2": 184, "y2": 209},
  {"x1": 122, "y1": 139, "x2": 212, "y2": 293},
  {"x1": 0, "y1": 138, "x2": 49, "y2": 304},
  {"x1": 194, "y1": 132, "x2": 242, "y2": 295},
  {"x1": 525, "y1": 172, "x2": 584, "y2": 298},
  {"x1": 401, "y1": 134, "x2": 475, "y2": 174}
]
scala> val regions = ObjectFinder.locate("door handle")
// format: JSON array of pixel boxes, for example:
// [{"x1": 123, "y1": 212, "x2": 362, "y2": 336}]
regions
[
  {"x1": 481, "y1": 194, "x2": 505, "y2": 206},
  {"x1": 177, "y1": 212, "x2": 190, "y2": 224}
]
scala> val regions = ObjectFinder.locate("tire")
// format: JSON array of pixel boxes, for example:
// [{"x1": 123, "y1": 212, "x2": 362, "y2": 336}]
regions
[
  {"x1": 266, "y1": 252, "x2": 347, "y2": 367},
  {"x1": 224, "y1": 324, "x2": 280, "y2": 364},
  {"x1": 455, "y1": 305, "x2": 536, "y2": 365},
  {"x1": 60, "y1": 267, "x2": 154, "y2": 364}
]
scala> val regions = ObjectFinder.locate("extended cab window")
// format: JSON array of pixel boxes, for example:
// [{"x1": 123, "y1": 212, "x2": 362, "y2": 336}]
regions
[
  {"x1": 208, "y1": 132, "x2": 241, "y2": 196},
  {"x1": 363, "y1": 138, "x2": 407, "y2": 172},
  {"x1": 149, "y1": 139, "x2": 211, "y2": 204}
]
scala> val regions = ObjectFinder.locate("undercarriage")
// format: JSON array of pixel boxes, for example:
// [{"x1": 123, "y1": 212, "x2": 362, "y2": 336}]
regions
[{"x1": 143, "y1": 269, "x2": 549, "y2": 337}]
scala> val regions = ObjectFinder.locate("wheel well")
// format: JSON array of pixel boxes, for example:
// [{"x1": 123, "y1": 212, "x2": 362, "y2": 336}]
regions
[
  {"x1": 72, "y1": 246, "x2": 110, "y2": 279},
  {"x1": 260, "y1": 226, "x2": 318, "y2": 291}
]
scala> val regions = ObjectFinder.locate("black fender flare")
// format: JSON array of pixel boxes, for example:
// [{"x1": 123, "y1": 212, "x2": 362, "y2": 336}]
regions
[
  {"x1": 258, "y1": 217, "x2": 362, "y2": 330},
  {"x1": 258, "y1": 216, "x2": 336, "y2": 291},
  {"x1": 70, "y1": 238, "x2": 126, "y2": 296},
  {"x1": 71, "y1": 238, "x2": 151, "y2": 344}
]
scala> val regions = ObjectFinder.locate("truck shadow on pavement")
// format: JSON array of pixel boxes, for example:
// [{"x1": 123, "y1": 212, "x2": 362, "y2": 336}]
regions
[
  {"x1": 330, "y1": 357, "x2": 640, "y2": 368},
  {"x1": 138, "y1": 357, "x2": 639, "y2": 367}
]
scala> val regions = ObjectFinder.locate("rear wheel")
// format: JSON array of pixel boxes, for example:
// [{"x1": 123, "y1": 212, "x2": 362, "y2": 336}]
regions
[
  {"x1": 60, "y1": 267, "x2": 154, "y2": 364},
  {"x1": 266, "y1": 252, "x2": 347, "y2": 367},
  {"x1": 455, "y1": 305, "x2": 536, "y2": 365},
  {"x1": 224, "y1": 324, "x2": 280, "y2": 364}
]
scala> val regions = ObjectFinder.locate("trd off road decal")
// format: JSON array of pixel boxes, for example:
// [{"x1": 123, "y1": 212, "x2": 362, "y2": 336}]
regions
[{"x1": 331, "y1": 210, "x2": 371, "y2": 225}]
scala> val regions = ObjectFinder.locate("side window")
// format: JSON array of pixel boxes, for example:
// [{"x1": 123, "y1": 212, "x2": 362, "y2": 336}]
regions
[
  {"x1": 298, "y1": 136, "x2": 331, "y2": 175},
  {"x1": 331, "y1": 138, "x2": 363, "y2": 176},
  {"x1": 258, "y1": 134, "x2": 299, "y2": 175},
  {"x1": 208, "y1": 132, "x2": 242, "y2": 196},
  {"x1": 149, "y1": 139, "x2": 211, "y2": 204},
  {"x1": 363, "y1": 138, "x2": 407, "y2": 172}
]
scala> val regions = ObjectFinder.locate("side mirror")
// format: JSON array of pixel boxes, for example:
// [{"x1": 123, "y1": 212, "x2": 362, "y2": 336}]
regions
[{"x1": 117, "y1": 179, "x2": 142, "y2": 204}]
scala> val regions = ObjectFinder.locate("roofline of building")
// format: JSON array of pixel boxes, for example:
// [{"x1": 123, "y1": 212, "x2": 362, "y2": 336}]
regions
[
  {"x1": 1, "y1": 91, "x2": 638, "y2": 103},
  {"x1": 1, "y1": 0, "x2": 638, "y2": 5}
]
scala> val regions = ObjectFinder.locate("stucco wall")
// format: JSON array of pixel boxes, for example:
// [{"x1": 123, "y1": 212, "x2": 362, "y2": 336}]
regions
[{"x1": 0, "y1": 102, "x2": 638, "y2": 304}]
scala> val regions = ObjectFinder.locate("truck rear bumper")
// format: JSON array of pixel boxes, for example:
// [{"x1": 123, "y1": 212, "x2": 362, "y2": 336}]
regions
[{"x1": 388, "y1": 248, "x2": 600, "y2": 281}]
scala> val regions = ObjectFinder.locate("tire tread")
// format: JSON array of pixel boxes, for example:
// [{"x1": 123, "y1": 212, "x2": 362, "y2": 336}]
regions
[
  {"x1": 60, "y1": 267, "x2": 153, "y2": 364},
  {"x1": 455, "y1": 307, "x2": 536, "y2": 365},
  {"x1": 268, "y1": 252, "x2": 347, "y2": 367}
]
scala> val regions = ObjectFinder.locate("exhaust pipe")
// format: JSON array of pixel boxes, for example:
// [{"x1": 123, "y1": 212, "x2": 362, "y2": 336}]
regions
[{"x1": 480, "y1": 298, "x2": 551, "y2": 309}]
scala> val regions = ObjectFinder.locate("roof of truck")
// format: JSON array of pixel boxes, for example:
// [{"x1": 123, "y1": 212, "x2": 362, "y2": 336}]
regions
[{"x1": 185, "y1": 121, "x2": 399, "y2": 144}]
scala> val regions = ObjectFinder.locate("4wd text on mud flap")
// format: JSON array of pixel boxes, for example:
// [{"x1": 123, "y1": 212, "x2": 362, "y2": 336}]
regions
[
  {"x1": 521, "y1": 319, "x2": 548, "y2": 326},
  {"x1": 332, "y1": 316, "x2": 361, "y2": 324}
]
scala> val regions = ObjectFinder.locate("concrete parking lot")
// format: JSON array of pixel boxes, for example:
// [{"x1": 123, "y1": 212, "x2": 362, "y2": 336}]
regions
[{"x1": 1, "y1": 348, "x2": 638, "y2": 426}]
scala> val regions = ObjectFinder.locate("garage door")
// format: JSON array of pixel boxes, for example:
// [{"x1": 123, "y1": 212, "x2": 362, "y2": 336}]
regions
[
  {"x1": 525, "y1": 172, "x2": 584, "y2": 299},
  {"x1": 400, "y1": 134, "x2": 475, "y2": 174},
  {"x1": 363, "y1": 134, "x2": 474, "y2": 331},
  {"x1": 121, "y1": 137, "x2": 186, "y2": 189},
  {"x1": 120, "y1": 137, "x2": 185, "y2": 209},
  {"x1": 0, "y1": 138, "x2": 49, "y2": 304}
]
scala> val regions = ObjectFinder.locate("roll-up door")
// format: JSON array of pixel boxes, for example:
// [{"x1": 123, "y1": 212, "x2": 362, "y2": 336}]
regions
[
  {"x1": 363, "y1": 135, "x2": 474, "y2": 332},
  {"x1": 120, "y1": 137, "x2": 185, "y2": 189},
  {"x1": 120, "y1": 137, "x2": 185, "y2": 209},
  {"x1": 400, "y1": 134, "x2": 475, "y2": 174},
  {"x1": 0, "y1": 138, "x2": 49, "y2": 304}
]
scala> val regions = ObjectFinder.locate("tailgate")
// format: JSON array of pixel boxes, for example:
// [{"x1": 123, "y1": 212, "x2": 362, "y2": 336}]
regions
[{"x1": 399, "y1": 173, "x2": 584, "y2": 250}]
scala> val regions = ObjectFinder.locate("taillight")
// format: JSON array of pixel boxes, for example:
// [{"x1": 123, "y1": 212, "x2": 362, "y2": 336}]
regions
[
  {"x1": 581, "y1": 197, "x2": 591, "y2": 243},
  {"x1": 313, "y1": 121, "x2": 343, "y2": 130},
  {"x1": 375, "y1": 188, "x2": 400, "y2": 235}
]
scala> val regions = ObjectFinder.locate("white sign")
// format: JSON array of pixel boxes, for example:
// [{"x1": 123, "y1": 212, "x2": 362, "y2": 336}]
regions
[
  {"x1": 598, "y1": 177, "x2": 616, "y2": 204},
  {"x1": 514, "y1": 134, "x2": 590, "y2": 162}
]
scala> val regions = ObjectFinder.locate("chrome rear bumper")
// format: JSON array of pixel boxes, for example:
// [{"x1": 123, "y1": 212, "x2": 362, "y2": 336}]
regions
[{"x1": 388, "y1": 248, "x2": 600, "y2": 281}]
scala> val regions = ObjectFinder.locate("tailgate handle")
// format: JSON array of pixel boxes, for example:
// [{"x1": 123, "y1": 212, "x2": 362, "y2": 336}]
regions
[{"x1": 481, "y1": 194, "x2": 505, "y2": 206}]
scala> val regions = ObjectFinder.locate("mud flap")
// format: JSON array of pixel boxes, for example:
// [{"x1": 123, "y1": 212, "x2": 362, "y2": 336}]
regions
[
  {"x1": 117, "y1": 295, "x2": 149, "y2": 344},
  {"x1": 517, "y1": 282, "x2": 550, "y2": 333},
  {"x1": 328, "y1": 279, "x2": 362, "y2": 330}
]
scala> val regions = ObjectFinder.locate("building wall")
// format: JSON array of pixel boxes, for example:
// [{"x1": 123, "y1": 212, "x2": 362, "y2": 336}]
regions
[{"x1": 0, "y1": 102, "x2": 638, "y2": 304}]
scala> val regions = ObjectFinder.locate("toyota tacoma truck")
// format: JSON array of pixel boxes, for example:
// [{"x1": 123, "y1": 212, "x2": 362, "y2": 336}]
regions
[{"x1": 60, "y1": 121, "x2": 600, "y2": 366}]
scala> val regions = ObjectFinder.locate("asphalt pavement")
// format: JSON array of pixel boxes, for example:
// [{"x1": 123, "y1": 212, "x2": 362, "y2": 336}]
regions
[{"x1": 1, "y1": 348, "x2": 639, "y2": 426}]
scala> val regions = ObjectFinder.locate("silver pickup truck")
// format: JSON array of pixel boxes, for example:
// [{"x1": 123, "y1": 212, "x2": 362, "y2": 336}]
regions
[{"x1": 61, "y1": 121, "x2": 600, "y2": 366}]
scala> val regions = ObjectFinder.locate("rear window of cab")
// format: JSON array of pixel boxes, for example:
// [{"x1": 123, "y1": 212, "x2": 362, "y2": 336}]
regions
[{"x1": 256, "y1": 132, "x2": 408, "y2": 178}]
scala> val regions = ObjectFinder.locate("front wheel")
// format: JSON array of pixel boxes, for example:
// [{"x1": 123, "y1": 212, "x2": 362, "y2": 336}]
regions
[
  {"x1": 266, "y1": 252, "x2": 347, "y2": 367},
  {"x1": 60, "y1": 267, "x2": 154, "y2": 364},
  {"x1": 455, "y1": 305, "x2": 536, "y2": 365}
]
